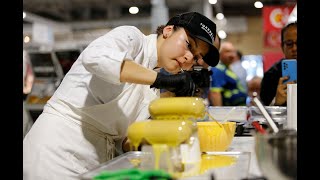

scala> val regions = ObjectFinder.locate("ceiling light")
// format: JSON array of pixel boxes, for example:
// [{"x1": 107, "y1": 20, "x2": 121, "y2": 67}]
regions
[
  {"x1": 24, "y1": 36, "x2": 30, "y2": 43},
  {"x1": 254, "y1": 1, "x2": 263, "y2": 8},
  {"x1": 129, "y1": 7, "x2": 139, "y2": 14},
  {"x1": 218, "y1": 30, "x2": 227, "y2": 39},
  {"x1": 208, "y1": 0, "x2": 217, "y2": 5},
  {"x1": 216, "y1": 13, "x2": 224, "y2": 20},
  {"x1": 23, "y1": 12, "x2": 26, "y2": 19}
]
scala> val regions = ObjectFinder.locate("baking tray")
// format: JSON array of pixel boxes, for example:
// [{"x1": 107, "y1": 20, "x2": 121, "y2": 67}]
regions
[{"x1": 79, "y1": 151, "x2": 251, "y2": 180}]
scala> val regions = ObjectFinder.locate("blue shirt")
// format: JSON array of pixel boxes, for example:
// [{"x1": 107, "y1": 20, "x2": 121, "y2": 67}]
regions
[{"x1": 210, "y1": 63, "x2": 247, "y2": 106}]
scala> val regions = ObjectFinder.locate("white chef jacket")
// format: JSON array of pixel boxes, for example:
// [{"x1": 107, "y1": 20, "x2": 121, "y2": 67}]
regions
[
  {"x1": 46, "y1": 25, "x2": 159, "y2": 141},
  {"x1": 23, "y1": 26, "x2": 160, "y2": 179}
]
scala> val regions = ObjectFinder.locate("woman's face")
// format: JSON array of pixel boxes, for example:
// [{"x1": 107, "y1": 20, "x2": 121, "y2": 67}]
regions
[{"x1": 158, "y1": 26, "x2": 210, "y2": 74}]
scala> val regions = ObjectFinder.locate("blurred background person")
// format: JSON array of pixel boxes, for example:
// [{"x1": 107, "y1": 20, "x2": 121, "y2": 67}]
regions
[
  {"x1": 209, "y1": 41, "x2": 247, "y2": 106},
  {"x1": 246, "y1": 76, "x2": 262, "y2": 106},
  {"x1": 230, "y1": 49, "x2": 248, "y2": 94},
  {"x1": 23, "y1": 50, "x2": 34, "y2": 138},
  {"x1": 260, "y1": 21, "x2": 297, "y2": 106}
]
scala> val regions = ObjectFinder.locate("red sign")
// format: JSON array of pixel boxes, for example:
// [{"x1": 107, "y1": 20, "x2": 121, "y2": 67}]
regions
[
  {"x1": 263, "y1": 5, "x2": 294, "y2": 48},
  {"x1": 262, "y1": 51, "x2": 284, "y2": 72}
]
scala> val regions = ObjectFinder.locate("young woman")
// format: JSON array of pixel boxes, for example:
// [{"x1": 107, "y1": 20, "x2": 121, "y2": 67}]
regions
[{"x1": 23, "y1": 12, "x2": 220, "y2": 179}]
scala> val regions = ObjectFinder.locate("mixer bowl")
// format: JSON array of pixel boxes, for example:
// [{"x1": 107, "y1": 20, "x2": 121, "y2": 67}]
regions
[
  {"x1": 255, "y1": 129, "x2": 297, "y2": 180},
  {"x1": 197, "y1": 121, "x2": 236, "y2": 152}
]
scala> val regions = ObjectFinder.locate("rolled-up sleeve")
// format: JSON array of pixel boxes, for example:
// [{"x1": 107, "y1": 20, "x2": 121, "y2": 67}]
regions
[{"x1": 81, "y1": 26, "x2": 142, "y2": 85}]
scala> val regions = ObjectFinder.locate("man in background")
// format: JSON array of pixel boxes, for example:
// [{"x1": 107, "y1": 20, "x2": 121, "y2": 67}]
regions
[
  {"x1": 209, "y1": 41, "x2": 247, "y2": 106},
  {"x1": 230, "y1": 50, "x2": 248, "y2": 93}
]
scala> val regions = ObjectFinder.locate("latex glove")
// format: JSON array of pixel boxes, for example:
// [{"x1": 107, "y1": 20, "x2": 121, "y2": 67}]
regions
[
  {"x1": 150, "y1": 72, "x2": 196, "y2": 97},
  {"x1": 187, "y1": 69, "x2": 212, "y2": 88}
]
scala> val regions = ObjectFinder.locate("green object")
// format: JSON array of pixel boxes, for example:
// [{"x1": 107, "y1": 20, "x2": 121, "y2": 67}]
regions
[{"x1": 93, "y1": 168, "x2": 174, "y2": 180}]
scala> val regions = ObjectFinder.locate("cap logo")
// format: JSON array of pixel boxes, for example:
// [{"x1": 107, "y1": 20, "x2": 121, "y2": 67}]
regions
[{"x1": 200, "y1": 23, "x2": 214, "y2": 41}]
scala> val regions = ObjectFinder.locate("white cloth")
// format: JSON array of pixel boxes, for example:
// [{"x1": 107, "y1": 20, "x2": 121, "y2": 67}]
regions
[
  {"x1": 23, "y1": 26, "x2": 160, "y2": 179},
  {"x1": 23, "y1": 111, "x2": 115, "y2": 180}
]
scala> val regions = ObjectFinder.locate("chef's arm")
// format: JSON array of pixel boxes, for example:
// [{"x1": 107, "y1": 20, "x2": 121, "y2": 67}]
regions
[
  {"x1": 120, "y1": 60, "x2": 196, "y2": 97},
  {"x1": 120, "y1": 60, "x2": 157, "y2": 85}
]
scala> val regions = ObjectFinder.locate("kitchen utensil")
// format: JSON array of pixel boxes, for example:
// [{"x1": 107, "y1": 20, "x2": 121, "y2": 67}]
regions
[
  {"x1": 252, "y1": 92, "x2": 279, "y2": 133},
  {"x1": 251, "y1": 121, "x2": 266, "y2": 134},
  {"x1": 221, "y1": 107, "x2": 236, "y2": 123},
  {"x1": 206, "y1": 111, "x2": 223, "y2": 128},
  {"x1": 255, "y1": 129, "x2": 297, "y2": 180}
]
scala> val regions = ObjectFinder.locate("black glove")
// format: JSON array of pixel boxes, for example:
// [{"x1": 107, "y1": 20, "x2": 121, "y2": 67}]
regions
[
  {"x1": 187, "y1": 69, "x2": 212, "y2": 88},
  {"x1": 150, "y1": 72, "x2": 196, "y2": 97}
]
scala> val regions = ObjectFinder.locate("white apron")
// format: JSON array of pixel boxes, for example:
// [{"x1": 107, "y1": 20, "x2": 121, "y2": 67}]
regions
[{"x1": 23, "y1": 84, "x2": 158, "y2": 180}]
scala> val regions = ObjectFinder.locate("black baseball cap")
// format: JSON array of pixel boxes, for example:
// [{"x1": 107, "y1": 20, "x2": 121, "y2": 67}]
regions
[{"x1": 166, "y1": 12, "x2": 219, "y2": 67}]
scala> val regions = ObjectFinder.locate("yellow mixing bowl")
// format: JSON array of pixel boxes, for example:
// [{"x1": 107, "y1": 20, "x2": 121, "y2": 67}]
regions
[{"x1": 197, "y1": 121, "x2": 236, "y2": 152}]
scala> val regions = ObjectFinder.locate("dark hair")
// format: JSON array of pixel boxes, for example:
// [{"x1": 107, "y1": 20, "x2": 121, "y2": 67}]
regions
[
  {"x1": 156, "y1": 25, "x2": 182, "y2": 37},
  {"x1": 281, "y1": 21, "x2": 297, "y2": 46}
]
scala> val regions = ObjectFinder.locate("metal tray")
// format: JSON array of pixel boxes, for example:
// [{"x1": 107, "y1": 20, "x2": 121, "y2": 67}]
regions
[{"x1": 79, "y1": 151, "x2": 251, "y2": 180}]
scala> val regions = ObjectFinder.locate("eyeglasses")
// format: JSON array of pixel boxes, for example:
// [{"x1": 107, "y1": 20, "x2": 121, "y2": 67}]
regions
[{"x1": 283, "y1": 40, "x2": 297, "y2": 48}]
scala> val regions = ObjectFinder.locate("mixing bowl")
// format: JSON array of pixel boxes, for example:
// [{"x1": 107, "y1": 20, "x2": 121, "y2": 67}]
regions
[
  {"x1": 255, "y1": 129, "x2": 297, "y2": 180},
  {"x1": 197, "y1": 121, "x2": 236, "y2": 152}
]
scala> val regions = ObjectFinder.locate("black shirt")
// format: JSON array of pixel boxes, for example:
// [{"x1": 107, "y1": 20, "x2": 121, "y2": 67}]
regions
[{"x1": 260, "y1": 58, "x2": 286, "y2": 106}]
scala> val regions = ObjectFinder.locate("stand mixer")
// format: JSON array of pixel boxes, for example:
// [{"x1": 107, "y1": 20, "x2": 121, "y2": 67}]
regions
[{"x1": 127, "y1": 97, "x2": 206, "y2": 177}]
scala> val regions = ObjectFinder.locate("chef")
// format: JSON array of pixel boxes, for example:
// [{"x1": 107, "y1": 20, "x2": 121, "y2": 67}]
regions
[{"x1": 23, "y1": 11, "x2": 220, "y2": 179}]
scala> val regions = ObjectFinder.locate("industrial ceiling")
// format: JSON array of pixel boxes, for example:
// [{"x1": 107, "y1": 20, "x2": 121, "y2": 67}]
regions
[{"x1": 23, "y1": 0, "x2": 296, "y2": 22}]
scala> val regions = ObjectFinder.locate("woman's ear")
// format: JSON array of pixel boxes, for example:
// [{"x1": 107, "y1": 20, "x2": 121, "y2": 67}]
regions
[{"x1": 163, "y1": 25, "x2": 174, "y2": 39}]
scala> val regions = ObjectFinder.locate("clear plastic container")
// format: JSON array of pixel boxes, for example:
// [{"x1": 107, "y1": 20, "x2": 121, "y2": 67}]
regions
[{"x1": 206, "y1": 106, "x2": 248, "y2": 122}]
